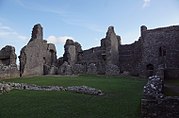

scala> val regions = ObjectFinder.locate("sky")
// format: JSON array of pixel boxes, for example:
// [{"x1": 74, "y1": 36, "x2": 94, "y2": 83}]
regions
[{"x1": 0, "y1": 0, "x2": 179, "y2": 59}]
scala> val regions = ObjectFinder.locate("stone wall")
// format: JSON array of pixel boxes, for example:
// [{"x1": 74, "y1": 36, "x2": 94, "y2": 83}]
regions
[
  {"x1": 77, "y1": 47, "x2": 105, "y2": 74},
  {"x1": 59, "y1": 26, "x2": 121, "y2": 75},
  {"x1": 0, "y1": 46, "x2": 19, "y2": 79},
  {"x1": 164, "y1": 69, "x2": 179, "y2": 80},
  {"x1": 1, "y1": 24, "x2": 178, "y2": 78},
  {"x1": 141, "y1": 97, "x2": 179, "y2": 118},
  {"x1": 0, "y1": 45, "x2": 17, "y2": 65},
  {"x1": 141, "y1": 76, "x2": 179, "y2": 118},
  {"x1": 58, "y1": 25, "x2": 179, "y2": 78},
  {"x1": 118, "y1": 40, "x2": 142, "y2": 76},
  {"x1": 19, "y1": 24, "x2": 57, "y2": 76},
  {"x1": 140, "y1": 25, "x2": 179, "y2": 77}
]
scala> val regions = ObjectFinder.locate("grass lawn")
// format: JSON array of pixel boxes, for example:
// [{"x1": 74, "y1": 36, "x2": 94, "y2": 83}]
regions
[{"x1": 0, "y1": 75, "x2": 146, "y2": 118}]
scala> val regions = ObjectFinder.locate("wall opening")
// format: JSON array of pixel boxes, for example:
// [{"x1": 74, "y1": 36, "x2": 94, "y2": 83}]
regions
[
  {"x1": 159, "y1": 47, "x2": 166, "y2": 57},
  {"x1": 146, "y1": 64, "x2": 154, "y2": 77},
  {"x1": 50, "y1": 50, "x2": 55, "y2": 65}
]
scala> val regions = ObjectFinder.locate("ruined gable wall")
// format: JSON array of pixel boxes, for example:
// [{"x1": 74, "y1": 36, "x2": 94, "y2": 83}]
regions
[{"x1": 140, "y1": 25, "x2": 179, "y2": 76}]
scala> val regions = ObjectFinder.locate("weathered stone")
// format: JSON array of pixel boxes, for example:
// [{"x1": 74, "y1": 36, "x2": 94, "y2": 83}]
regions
[
  {"x1": 63, "y1": 39, "x2": 82, "y2": 66},
  {"x1": 29, "y1": 24, "x2": 43, "y2": 42},
  {"x1": 143, "y1": 75, "x2": 164, "y2": 99},
  {"x1": 19, "y1": 24, "x2": 57, "y2": 76},
  {"x1": 72, "y1": 64, "x2": 85, "y2": 74},
  {"x1": 58, "y1": 25, "x2": 179, "y2": 77},
  {"x1": 0, "y1": 45, "x2": 17, "y2": 65},
  {"x1": 101, "y1": 26, "x2": 120, "y2": 65},
  {"x1": 67, "y1": 86, "x2": 103, "y2": 96},
  {"x1": 141, "y1": 75, "x2": 179, "y2": 118},
  {"x1": 0, "y1": 46, "x2": 19, "y2": 79},
  {"x1": 0, "y1": 83, "x2": 12, "y2": 94},
  {"x1": 87, "y1": 63, "x2": 97, "y2": 74},
  {"x1": 105, "y1": 64, "x2": 120, "y2": 76},
  {"x1": 58, "y1": 61, "x2": 72, "y2": 75},
  {"x1": 1, "y1": 82, "x2": 104, "y2": 96}
]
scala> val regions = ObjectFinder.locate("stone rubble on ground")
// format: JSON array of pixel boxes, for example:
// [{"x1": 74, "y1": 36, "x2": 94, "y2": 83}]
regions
[
  {"x1": 143, "y1": 75, "x2": 164, "y2": 99},
  {"x1": 0, "y1": 82, "x2": 104, "y2": 96},
  {"x1": 141, "y1": 75, "x2": 179, "y2": 118}
]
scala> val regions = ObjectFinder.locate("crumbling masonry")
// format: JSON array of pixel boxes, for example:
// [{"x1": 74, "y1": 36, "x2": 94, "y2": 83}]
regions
[
  {"x1": 57, "y1": 25, "x2": 179, "y2": 78},
  {"x1": 0, "y1": 24, "x2": 178, "y2": 79},
  {"x1": 0, "y1": 45, "x2": 19, "y2": 79},
  {"x1": 19, "y1": 24, "x2": 57, "y2": 76}
]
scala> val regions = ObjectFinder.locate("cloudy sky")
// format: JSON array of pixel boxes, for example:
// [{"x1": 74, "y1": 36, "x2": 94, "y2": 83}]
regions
[{"x1": 0, "y1": 0, "x2": 179, "y2": 58}]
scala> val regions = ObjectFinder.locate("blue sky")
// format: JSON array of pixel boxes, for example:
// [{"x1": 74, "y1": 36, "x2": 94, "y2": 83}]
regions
[{"x1": 0, "y1": 0, "x2": 179, "y2": 58}]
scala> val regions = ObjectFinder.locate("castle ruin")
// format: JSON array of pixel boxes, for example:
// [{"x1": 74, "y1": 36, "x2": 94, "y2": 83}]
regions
[
  {"x1": 57, "y1": 24, "x2": 179, "y2": 79},
  {"x1": 0, "y1": 24, "x2": 178, "y2": 79}
]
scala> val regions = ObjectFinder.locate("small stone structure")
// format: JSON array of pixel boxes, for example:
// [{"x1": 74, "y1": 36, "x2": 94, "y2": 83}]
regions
[
  {"x1": 0, "y1": 82, "x2": 103, "y2": 96},
  {"x1": 141, "y1": 76, "x2": 179, "y2": 118},
  {"x1": 0, "y1": 46, "x2": 19, "y2": 79}
]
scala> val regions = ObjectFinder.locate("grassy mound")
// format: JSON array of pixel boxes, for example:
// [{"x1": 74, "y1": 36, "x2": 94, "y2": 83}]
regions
[{"x1": 0, "y1": 75, "x2": 146, "y2": 118}]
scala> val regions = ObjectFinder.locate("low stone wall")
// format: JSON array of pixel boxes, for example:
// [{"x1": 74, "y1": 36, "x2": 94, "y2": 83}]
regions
[
  {"x1": 141, "y1": 76, "x2": 179, "y2": 118},
  {"x1": 0, "y1": 64, "x2": 19, "y2": 79},
  {"x1": 0, "y1": 82, "x2": 104, "y2": 96},
  {"x1": 141, "y1": 97, "x2": 179, "y2": 118}
]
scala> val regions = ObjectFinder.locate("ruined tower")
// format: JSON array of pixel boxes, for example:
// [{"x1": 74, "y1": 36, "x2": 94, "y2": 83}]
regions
[
  {"x1": 19, "y1": 24, "x2": 57, "y2": 76},
  {"x1": 101, "y1": 26, "x2": 120, "y2": 66}
]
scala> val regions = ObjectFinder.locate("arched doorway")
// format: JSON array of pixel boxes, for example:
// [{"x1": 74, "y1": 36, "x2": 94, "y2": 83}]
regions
[{"x1": 146, "y1": 64, "x2": 154, "y2": 77}]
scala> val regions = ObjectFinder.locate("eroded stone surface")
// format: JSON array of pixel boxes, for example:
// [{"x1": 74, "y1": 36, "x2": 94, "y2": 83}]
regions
[
  {"x1": 0, "y1": 82, "x2": 104, "y2": 96},
  {"x1": 141, "y1": 76, "x2": 179, "y2": 118},
  {"x1": 143, "y1": 75, "x2": 164, "y2": 99},
  {"x1": 19, "y1": 24, "x2": 57, "y2": 76},
  {"x1": 0, "y1": 46, "x2": 19, "y2": 79}
]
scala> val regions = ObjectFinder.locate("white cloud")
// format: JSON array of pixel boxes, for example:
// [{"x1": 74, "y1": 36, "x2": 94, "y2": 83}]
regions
[
  {"x1": 47, "y1": 35, "x2": 74, "y2": 44},
  {"x1": 0, "y1": 23, "x2": 28, "y2": 41},
  {"x1": 143, "y1": 0, "x2": 151, "y2": 8}
]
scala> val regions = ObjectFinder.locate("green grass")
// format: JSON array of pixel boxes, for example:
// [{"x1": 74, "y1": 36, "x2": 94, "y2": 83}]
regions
[{"x1": 0, "y1": 75, "x2": 146, "y2": 118}]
